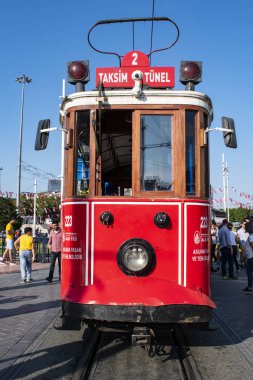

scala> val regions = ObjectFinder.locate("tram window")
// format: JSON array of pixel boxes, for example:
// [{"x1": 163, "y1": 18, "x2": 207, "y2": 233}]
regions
[
  {"x1": 101, "y1": 110, "x2": 132, "y2": 196},
  {"x1": 75, "y1": 111, "x2": 90, "y2": 196},
  {"x1": 140, "y1": 115, "x2": 172, "y2": 191},
  {"x1": 202, "y1": 113, "x2": 210, "y2": 197},
  {"x1": 185, "y1": 110, "x2": 196, "y2": 194}
]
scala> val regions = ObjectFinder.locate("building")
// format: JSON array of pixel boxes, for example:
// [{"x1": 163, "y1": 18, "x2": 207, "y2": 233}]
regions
[{"x1": 48, "y1": 179, "x2": 61, "y2": 193}]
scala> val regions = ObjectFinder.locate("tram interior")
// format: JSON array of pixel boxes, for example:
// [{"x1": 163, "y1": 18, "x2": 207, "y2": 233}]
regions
[{"x1": 101, "y1": 110, "x2": 132, "y2": 196}]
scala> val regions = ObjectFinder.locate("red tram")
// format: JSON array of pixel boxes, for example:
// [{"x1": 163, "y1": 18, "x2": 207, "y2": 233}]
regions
[{"x1": 35, "y1": 18, "x2": 237, "y2": 328}]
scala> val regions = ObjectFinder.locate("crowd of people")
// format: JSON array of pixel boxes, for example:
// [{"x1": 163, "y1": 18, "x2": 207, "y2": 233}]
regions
[
  {"x1": 211, "y1": 218, "x2": 253, "y2": 293},
  {"x1": 0, "y1": 218, "x2": 61, "y2": 284}
]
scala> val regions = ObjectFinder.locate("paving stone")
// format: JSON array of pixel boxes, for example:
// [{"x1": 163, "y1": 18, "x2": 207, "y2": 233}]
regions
[{"x1": 0, "y1": 264, "x2": 61, "y2": 377}]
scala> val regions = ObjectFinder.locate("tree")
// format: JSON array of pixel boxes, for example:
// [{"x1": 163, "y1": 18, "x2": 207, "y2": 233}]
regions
[
  {"x1": 229, "y1": 208, "x2": 249, "y2": 223},
  {"x1": 0, "y1": 196, "x2": 22, "y2": 231},
  {"x1": 20, "y1": 193, "x2": 61, "y2": 222}
]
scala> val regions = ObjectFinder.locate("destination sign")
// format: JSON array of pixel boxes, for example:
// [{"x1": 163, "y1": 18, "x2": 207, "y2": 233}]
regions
[{"x1": 96, "y1": 50, "x2": 175, "y2": 88}]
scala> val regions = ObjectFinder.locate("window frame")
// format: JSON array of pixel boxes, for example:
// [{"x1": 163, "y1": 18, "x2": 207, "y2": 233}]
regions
[{"x1": 133, "y1": 110, "x2": 179, "y2": 197}]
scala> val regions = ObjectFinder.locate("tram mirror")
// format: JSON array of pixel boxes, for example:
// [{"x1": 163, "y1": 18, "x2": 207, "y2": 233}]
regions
[
  {"x1": 35, "y1": 119, "x2": 50, "y2": 150},
  {"x1": 222, "y1": 117, "x2": 237, "y2": 149}
]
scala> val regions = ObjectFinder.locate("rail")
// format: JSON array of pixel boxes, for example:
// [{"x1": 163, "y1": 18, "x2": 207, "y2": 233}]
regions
[{"x1": 0, "y1": 236, "x2": 50, "y2": 262}]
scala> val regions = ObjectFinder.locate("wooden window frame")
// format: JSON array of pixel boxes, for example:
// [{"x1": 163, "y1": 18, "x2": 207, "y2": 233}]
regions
[{"x1": 132, "y1": 110, "x2": 180, "y2": 197}]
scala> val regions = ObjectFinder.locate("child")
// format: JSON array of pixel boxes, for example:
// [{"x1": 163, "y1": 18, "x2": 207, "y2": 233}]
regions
[{"x1": 14, "y1": 227, "x2": 35, "y2": 284}]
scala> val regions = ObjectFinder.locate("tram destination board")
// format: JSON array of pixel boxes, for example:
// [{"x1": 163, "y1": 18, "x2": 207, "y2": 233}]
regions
[{"x1": 96, "y1": 50, "x2": 175, "y2": 88}]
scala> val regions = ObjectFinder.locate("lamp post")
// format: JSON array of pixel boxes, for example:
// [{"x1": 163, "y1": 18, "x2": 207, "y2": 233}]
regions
[
  {"x1": 16, "y1": 75, "x2": 32, "y2": 213},
  {"x1": 0, "y1": 166, "x2": 3, "y2": 192}
]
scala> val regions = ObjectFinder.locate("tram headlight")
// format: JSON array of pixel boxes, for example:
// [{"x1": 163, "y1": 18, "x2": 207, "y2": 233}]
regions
[
  {"x1": 179, "y1": 61, "x2": 202, "y2": 90},
  {"x1": 67, "y1": 60, "x2": 90, "y2": 84},
  {"x1": 100, "y1": 211, "x2": 114, "y2": 226},
  {"x1": 117, "y1": 239, "x2": 156, "y2": 276},
  {"x1": 154, "y1": 212, "x2": 171, "y2": 229}
]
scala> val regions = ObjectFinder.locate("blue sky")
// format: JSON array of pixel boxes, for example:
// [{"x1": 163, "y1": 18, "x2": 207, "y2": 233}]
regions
[{"x1": 0, "y1": 0, "x2": 252, "y2": 206}]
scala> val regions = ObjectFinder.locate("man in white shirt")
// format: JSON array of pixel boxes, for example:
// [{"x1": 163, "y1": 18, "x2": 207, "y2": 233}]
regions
[
  {"x1": 237, "y1": 220, "x2": 249, "y2": 267},
  {"x1": 242, "y1": 222, "x2": 253, "y2": 293}
]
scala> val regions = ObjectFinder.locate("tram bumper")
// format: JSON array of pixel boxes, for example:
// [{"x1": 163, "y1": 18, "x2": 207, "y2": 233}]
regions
[{"x1": 62, "y1": 277, "x2": 216, "y2": 323}]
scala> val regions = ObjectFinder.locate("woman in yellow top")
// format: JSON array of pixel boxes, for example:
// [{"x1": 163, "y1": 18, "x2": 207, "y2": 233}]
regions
[{"x1": 14, "y1": 227, "x2": 35, "y2": 284}]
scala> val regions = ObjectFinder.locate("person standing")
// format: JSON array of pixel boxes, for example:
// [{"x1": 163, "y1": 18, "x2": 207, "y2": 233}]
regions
[
  {"x1": 14, "y1": 227, "x2": 35, "y2": 283},
  {"x1": 218, "y1": 219, "x2": 237, "y2": 279},
  {"x1": 227, "y1": 222, "x2": 239, "y2": 273},
  {"x1": 237, "y1": 220, "x2": 249, "y2": 268},
  {"x1": 0, "y1": 218, "x2": 16, "y2": 266},
  {"x1": 211, "y1": 221, "x2": 218, "y2": 271},
  {"x1": 46, "y1": 220, "x2": 61, "y2": 282},
  {"x1": 242, "y1": 222, "x2": 253, "y2": 293}
]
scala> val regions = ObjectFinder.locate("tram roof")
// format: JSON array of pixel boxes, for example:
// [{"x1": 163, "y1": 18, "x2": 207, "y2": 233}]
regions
[{"x1": 61, "y1": 89, "x2": 213, "y2": 119}]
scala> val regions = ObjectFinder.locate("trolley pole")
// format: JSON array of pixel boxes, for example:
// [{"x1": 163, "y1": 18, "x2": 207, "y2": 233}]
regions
[
  {"x1": 16, "y1": 75, "x2": 32, "y2": 213},
  {"x1": 222, "y1": 153, "x2": 226, "y2": 213},
  {"x1": 225, "y1": 161, "x2": 229, "y2": 221},
  {"x1": 222, "y1": 153, "x2": 230, "y2": 220}
]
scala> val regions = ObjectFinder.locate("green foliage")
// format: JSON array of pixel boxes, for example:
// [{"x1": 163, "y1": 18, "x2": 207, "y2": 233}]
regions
[
  {"x1": 0, "y1": 197, "x2": 22, "y2": 231},
  {"x1": 20, "y1": 193, "x2": 61, "y2": 221},
  {"x1": 0, "y1": 193, "x2": 60, "y2": 232},
  {"x1": 229, "y1": 208, "x2": 249, "y2": 223}
]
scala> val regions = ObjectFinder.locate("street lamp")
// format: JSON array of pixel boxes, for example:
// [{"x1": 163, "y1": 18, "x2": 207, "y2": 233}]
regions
[
  {"x1": 0, "y1": 166, "x2": 3, "y2": 192},
  {"x1": 16, "y1": 75, "x2": 32, "y2": 213}
]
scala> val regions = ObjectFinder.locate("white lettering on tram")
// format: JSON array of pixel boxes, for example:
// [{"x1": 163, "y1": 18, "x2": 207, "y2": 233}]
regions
[
  {"x1": 98, "y1": 71, "x2": 128, "y2": 83},
  {"x1": 97, "y1": 71, "x2": 171, "y2": 84},
  {"x1": 63, "y1": 247, "x2": 82, "y2": 252},
  {"x1": 144, "y1": 71, "x2": 171, "y2": 83},
  {"x1": 62, "y1": 254, "x2": 82, "y2": 260}
]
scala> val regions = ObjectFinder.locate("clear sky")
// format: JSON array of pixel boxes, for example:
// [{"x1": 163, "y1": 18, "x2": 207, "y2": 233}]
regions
[{"x1": 0, "y1": 0, "x2": 252, "y2": 207}]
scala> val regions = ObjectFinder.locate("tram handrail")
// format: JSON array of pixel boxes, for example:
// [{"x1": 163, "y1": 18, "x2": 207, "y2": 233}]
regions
[{"x1": 87, "y1": 17, "x2": 180, "y2": 66}]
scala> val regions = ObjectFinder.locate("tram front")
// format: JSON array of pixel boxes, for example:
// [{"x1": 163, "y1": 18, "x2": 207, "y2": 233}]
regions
[{"x1": 35, "y1": 18, "x2": 237, "y2": 328}]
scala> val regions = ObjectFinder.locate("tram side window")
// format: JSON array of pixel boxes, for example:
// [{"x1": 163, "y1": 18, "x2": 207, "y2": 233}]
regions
[
  {"x1": 76, "y1": 111, "x2": 90, "y2": 196},
  {"x1": 203, "y1": 113, "x2": 210, "y2": 197},
  {"x1": 185, "y1": 110, "x2": 196, "y2": 195},
  {"x1": 141, "y1": 115, "x2": 172, "y2": 191}
]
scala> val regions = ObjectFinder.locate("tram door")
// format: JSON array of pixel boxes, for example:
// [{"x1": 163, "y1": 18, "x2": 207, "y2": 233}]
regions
[{"x1": 100, "y1": 110, "x2": 132, "y2": 196}]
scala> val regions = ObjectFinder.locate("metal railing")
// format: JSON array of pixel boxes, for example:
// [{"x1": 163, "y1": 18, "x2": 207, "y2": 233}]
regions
[{"x1": 0, "y1": 236, "x2": 51, "y2": 263}]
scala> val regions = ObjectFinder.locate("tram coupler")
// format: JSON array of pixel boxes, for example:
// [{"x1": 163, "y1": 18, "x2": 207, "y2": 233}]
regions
[{"x1": 131, "y1": 327, "x2": 152, "y2": 346}]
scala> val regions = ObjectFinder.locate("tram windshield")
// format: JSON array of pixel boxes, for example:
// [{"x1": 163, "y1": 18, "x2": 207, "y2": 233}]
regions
[{"x1": 141, "y1": 115, "x2": 172, "y2": 191}]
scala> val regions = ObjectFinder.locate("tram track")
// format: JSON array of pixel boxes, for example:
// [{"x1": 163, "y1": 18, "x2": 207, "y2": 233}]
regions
[{"x1": 72, "y1": 324, "x2": 202, "y2": 380}]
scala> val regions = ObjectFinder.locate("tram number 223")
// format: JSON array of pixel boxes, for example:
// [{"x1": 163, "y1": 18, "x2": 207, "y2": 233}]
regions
[
  {"x1": 65, "y1": 215, "x2": 72, "y2": 227},
  {"x1": 200, "y1": 216, "x2": 208, "y2": 229}
]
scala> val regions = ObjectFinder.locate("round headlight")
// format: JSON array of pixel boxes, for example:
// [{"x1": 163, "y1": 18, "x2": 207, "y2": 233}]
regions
[
  {"x1": 122, "y1": 246, "x2": 149, "y2": 271},
  {"x1": 154, "y1": 212, "x2": 170, "y2": 229},
  {"x1": 68, "y1": 61, "x2": 88, "y2": 81},
  {"x1": 117, "y1": 239, "x2": 156, "y2": 276},
  {"x1": 181, "y1": 61, "x2": 201, "y2": 81}
]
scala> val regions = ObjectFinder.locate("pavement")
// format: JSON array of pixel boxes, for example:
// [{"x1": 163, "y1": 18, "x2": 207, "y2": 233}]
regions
[
  {"x1": 0, "y1": 262, "x2": 85, "y2": 380},
  {"x1": 186, "y1": 267, "x2": 253, "y2": 379},
  {"x1": 211, "y1": 266, "x2": 253, "y2": 348},
  {"x1": 0, "y1": 262, "x2": 252, "y2": 379},
  {"x1": 0, "y1": 260, "x2": 49, "y2": 275}
]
